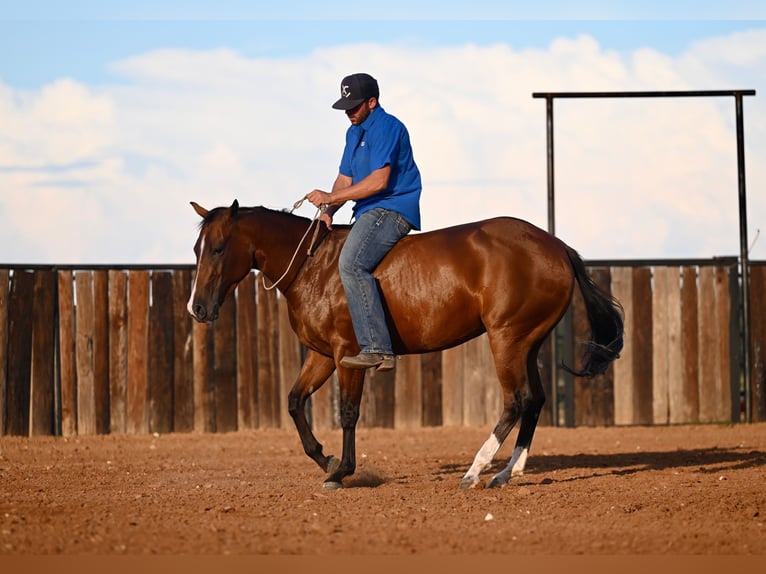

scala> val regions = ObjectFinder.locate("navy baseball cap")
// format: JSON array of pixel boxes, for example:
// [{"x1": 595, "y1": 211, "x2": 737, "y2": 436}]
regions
[{"x1": 332, "y1": 73, "x2": 379, "y2": 110}]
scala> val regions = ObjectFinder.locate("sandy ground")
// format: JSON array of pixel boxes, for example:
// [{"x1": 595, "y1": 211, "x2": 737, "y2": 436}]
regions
[{"x1": 1, "y1": 423, "x2": 765, "y2": 556}]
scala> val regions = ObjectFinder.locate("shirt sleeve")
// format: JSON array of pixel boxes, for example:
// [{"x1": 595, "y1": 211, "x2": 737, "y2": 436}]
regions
[{"x1": 338, "y1": 129, "x2": 355, "y2": 176}]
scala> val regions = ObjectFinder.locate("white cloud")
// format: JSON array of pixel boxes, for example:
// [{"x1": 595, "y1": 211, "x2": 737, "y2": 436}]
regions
[
  {"x1": 0, "y1": 78, "x2": 114, "y2": 167},
  {"x1": 1, "y1": 29, "x2": 764, "y2": 264}
]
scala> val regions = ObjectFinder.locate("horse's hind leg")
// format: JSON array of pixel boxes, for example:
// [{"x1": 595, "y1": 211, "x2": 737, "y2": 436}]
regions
[
  {"x1": 459, "y1": 388, "x2": 522, "y2": 489},
  {"x1": 487, "y1": 343, "x2": 546, "y2": 488},
  {"x1": 459, "y1": 341, "x2": 527, "y2": 489}
]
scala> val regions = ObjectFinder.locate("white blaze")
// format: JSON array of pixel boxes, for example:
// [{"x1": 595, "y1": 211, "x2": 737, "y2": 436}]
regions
[{"x1": 186, "y1": 236, "x2": 204, "y2": 315}]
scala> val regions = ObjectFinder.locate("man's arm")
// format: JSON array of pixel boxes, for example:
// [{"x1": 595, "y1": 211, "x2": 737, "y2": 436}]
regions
[
  {"x1": 308, "y1": 166, "x2": 390, "y2": 210},
  {"x1": 327, "y1": 165, "x2": 390, "y2": 205},
  {"x1": 307, "y1": 166, "x2": 391, "y2": 228}
]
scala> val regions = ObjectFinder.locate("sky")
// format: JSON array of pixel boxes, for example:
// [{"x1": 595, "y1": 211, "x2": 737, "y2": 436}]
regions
[{"x1": 1, "y1": 1, "x2": 765, "y2": 264}]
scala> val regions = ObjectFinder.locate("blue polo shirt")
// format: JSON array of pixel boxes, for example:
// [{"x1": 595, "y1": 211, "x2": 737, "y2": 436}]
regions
[{"x1": 338, "y1": 105, "x2": 422, "y2": 230}]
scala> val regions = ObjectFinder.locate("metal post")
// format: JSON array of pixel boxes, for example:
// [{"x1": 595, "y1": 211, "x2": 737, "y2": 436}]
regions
[
  {"x1": 735, "y1": 93, "x2": 752, "y2": 422},
  {"x1": 543, "y1": 96, "x2": 560, "y2": 425},
  {"x1": 546, "y1": 96, "x2": 555, "y2": 236}
]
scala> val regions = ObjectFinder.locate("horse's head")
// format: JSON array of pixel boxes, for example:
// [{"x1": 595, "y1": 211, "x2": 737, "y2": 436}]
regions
[{"x1": 187, "y1": 199, "x2": 252, "y2": 322}]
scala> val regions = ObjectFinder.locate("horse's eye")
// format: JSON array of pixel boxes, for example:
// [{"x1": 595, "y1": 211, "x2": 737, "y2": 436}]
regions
[{"x1": 212, "y1": 246, "x2": 224, "y2": 256}]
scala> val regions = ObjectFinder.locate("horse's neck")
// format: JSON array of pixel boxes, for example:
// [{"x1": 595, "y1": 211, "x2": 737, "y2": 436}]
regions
[{"x1": 242, "y1": 209, "x2": 317, "y2": 289}]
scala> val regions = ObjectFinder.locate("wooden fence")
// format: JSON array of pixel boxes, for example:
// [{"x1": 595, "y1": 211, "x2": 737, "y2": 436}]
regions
[{"x1": 1, "y1": 260, "x2": 764, "y2": 437}]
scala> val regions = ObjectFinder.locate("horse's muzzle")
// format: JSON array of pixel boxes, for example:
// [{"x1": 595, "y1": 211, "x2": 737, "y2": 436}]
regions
[{"x1": 189, "y1": 302, "x2": 219, "y2": 323}]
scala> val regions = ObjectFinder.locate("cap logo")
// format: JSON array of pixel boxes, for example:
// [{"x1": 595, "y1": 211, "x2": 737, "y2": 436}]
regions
[{"x1": 341, "y1": 84, "x2": 351, "y2": 98}]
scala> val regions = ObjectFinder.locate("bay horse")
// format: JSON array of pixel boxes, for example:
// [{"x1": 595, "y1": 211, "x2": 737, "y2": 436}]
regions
[{"x1": 187, "y1": 200, "x2": 623, "y2": 490}]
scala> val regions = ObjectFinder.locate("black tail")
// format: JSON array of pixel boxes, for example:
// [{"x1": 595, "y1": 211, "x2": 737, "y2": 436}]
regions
[{"x1": 562, "y1": 245, "x2": 624, "y2": 377}]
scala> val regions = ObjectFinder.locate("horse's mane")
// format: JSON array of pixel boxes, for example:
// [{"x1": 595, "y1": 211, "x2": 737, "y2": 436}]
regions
[{"x1": 198, "y1": 204, "x2": 314, "y2": 230}]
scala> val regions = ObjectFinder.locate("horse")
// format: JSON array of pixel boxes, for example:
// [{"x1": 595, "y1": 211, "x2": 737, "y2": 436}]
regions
[{"x1": 187, "y1": 199, "x2": 624, "y2": 490}]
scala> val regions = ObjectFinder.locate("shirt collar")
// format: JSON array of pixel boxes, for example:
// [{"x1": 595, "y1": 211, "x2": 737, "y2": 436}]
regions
[{"x1": 355, "y1": 104, "x2": 383, "y2": 131}]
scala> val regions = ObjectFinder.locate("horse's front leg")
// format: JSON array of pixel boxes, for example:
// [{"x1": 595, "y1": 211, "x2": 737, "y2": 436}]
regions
[
  {"x1": 287, "y1": 349, "x2": 339, "y2": 474},
  {"x1": 323, "y1": 366, "x2": 366, "y2": 490}
]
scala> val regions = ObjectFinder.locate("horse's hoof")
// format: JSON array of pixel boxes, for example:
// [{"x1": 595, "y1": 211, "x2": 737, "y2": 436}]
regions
[
  {"x1": 486, "y1": 475, "x2": 508, "y2": 489},
  {"x1": 459, "y1": 477, "x2": 479, "y2": 490},
  {"x1": 322, "y1": 480, "x2": 343, "y2": 490}
]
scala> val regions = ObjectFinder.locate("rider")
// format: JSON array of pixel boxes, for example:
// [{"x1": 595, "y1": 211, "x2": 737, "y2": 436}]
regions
[{"x1": 307, "y1": 73, "x2": 422, "y2": 372}]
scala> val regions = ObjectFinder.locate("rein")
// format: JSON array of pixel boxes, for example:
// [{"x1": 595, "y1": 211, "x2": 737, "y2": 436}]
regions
[{"x1": 261, "y1": 196, "x2": 327, "y2": 291}]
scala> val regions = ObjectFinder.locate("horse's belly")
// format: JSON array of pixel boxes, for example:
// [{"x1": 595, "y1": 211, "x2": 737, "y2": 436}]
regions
[{"x1": 392, "y1": 311, "x2": 485, "y2": 354}]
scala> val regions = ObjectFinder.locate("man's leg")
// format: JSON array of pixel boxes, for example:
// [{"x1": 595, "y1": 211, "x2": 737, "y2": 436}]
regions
[{"x1": 338, "y1": 208, "x2": 410, "y2": 370}]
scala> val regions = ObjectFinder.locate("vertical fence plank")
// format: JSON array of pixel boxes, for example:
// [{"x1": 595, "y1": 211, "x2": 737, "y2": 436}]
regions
[
  {"x1": 358, "y1": 370, "x2": 378, "y2": 428},
  {"x1": 632, "y1": 268, "x2": 654, "y2": 424},
  {"x1": 653, "y1": 266, "x2": 683, "y2": 424},
  {"x1": 127, "y1": 270, "x2": 150, "y2": 434},
  {"x1": 697, "y1": 267, "x2": 717, "y2": 422},
  {"x1": 93, "y1": 270, "x2": 110, "y2": 434},
  {"x1": 613, "y1": 266, "x2": 654, "y2": 425},
  {"x1": 0, "y1": 270, "x2": 8, "y2": 435},
  {"x1": 108, "y1": 270, "x2": 128, "y2": 433},
  {"x1": 652, "y1": 267, "x2": 671, "y2": 424},
  {"x1": 394, "y1": 354, "x2": 422, "y2": 429},
  {"x1": 193, "y1": 320, "x2": 215, "y2": 432},
  {"x1": 463, "y1": 336, "x2": 487, "y2": 427},
  {"x1": 172, "y1": 270, "x2": 194, "y2": 432},
  {"x1": 214, "y1": 295, "x2": 238, "y2": 432},
  {"x1": 377, "y1": 366, "x2": 396, "y2": 428},
  {"x1": 30, "y1": 270, "x2": 56, "y2": 436},
  {"x1": 361, "y1": 367, "x2": 395, "y2": 428},
  {"x1": 236, "y1": 273, "x2": 258, "y2": 429},
  {"x1": 441, "y1": 346, "x2": 464, "y2": 426},
  {"x1": 149, "y1": 271, "x2": 175, "y2": 434},
  {"x1": 310, "y1": 372, "x2": 337, "y2": 431},
  {"x1": 278, "y1": 295, "x2": 302, "y2": 430},
  {"x1": 611, "y1": 267, "x2": 634, "y2": 425},
  {"x1": 420, "y1": 351, "x2": 442, "y2": 427},
  {"x1": 256, "y1": 280, "x2": 280, "y2": 428},
  {"x1": 750, "y1": 265, "x2": 766, "y2": 422},
  {"x1": 75, "y1": 271, "x2": 96, "y2": 435},
  {"x1": 679, "y1": 266, "x2": 700, "y2": 423},
  {"x1": 694, "y1": 263, "x2": 737, "y2": 423},
  {"x1": 662, "y1": 266, "x2": 684, "y2": 425},
  {"x1": 6, "y1": 270, "x2": 34, "y2": 435},
  {"x1": 58, "y1": 271, "x2": 77, "y2": 436},
  {"x1": 714, "y1": 265, "x2": 733, "y2": 421}
]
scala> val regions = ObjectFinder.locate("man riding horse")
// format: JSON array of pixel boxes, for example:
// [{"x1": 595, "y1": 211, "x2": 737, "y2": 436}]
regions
[{"x1": 307, "y1": 73, "x2": 422, "y2": 373}]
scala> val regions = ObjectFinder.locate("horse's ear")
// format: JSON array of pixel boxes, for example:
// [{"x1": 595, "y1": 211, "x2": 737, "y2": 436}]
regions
[
  {"x1": 230, "y1": 199, "x2": 239, "y2": 216},
  {"x1": 191, "y1": 201, "x2": 209, "y2": 218}
]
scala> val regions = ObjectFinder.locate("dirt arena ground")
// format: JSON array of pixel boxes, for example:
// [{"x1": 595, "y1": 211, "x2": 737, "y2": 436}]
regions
[{"x1": 1, "y1": 423, "x2": 765, "y2": 557}]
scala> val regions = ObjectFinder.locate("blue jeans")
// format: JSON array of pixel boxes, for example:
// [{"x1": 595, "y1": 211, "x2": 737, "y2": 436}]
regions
[{"x1": 339, "y1": 207, "x2": 411, "y2": 355}]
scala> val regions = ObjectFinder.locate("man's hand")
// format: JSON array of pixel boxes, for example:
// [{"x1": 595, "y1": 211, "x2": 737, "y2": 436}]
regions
[
  {"x1": 307, "y1": 189, "x2": 331, "y2": 208},
  {"x1": 307, "y1": 189, "x2": 334, "y2": 229}
]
